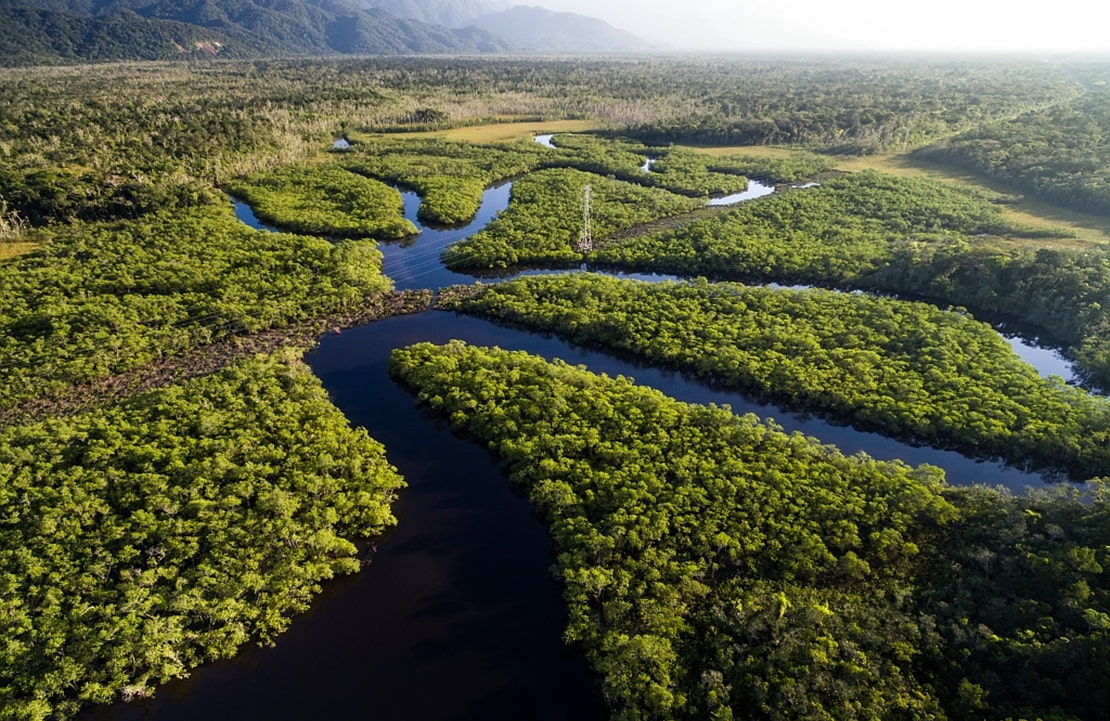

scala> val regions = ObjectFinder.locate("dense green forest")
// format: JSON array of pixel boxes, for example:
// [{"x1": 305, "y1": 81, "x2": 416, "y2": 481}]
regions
[
  {"x1": 390, "y1": 340, "x2": 1109, "y2": 721},
  {"x1": 343, "y1": 137, "x2": 548, "y2": 224},
  {"x1": 0, "y1": 349, "x2": 405, "y2": 720},
  {"x1": 611, "y1": 58, "x2": 1081, "y2": 154},
  {"x1": 536, "y1": 134, "x2": 752, "y2": 196},
  {"x1": 339, "y1": 132, "x2": 812, "y2": 230},
  {"x1": 440, "y1": 274, "x2": 1110, "y2": 479},
  {"x1": 444, "y1": 168, "x2": 704, "y2": 268},
  {"x1": 227, "y1": 164, "x2": 417, "y2": 238},
  {"x1": 590, "y1": 171, "x2": 1110, "y2": 389},
  {"x1": 919, "y1": 91, "x2": 1110, "y2": 216},
  {"x1": 0, "y1": 204, "x2": 392, "y2": 408},
  {"x1": 0, "y1": 55, "x2": 1087, "y2": 230},
  {"x1": 2, "y1": 56, "x2": 1109, "y2": 719}
]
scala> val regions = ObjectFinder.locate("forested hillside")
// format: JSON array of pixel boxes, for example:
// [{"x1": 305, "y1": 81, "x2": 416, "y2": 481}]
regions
[
  {"x1": 0, "y1": 7, "x2": 242, "y2": 64},
  {"x1": 0, "y1": 0, "x2": 514, "y2": 65}
]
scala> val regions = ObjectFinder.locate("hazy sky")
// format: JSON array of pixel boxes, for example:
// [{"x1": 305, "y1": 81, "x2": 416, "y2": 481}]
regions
[{"x1": 534, "y1": 0, "x2": 1110, "y2": 52}]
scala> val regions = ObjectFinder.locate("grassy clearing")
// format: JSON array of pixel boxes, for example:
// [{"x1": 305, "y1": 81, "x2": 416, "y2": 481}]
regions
[
  {"x1": 682, "y1": 144, "x2": 809, "y2": 160},
  {"x1": 355, "y1": 119, "x2": 601, "y2": 145}
]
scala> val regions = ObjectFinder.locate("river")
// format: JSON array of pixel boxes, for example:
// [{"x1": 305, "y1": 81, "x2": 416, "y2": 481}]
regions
[
  {"x1": 92, "y1": 171, "x2": 1083, "y2": 720},
  {"x1": 84, "y1": 308, "x2": 1056, "y2": 721}
]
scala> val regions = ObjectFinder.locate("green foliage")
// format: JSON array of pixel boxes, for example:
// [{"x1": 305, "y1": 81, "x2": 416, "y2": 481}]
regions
[
  {"x1": 0, "y1": 65, "x2": 283, "y2": 222},
  {"x1": 0, "y1": 349, "x2": 404, "y2": 719},
  {"x1": 343, "y1": 137, "x2": 547, "y2": 224},
  {"x1": 919, "y1": 92, "x2": 1110, "y2": 216},
  {"x1": 696, "y1": 151, "x2": 837, "y2": 183},
  {"x1": 390, "y1": 340, "x2": 1109, "y2": 721},
  {"x1": 593, "y1": 170, "x2": 1110, "y2": 388},
  {"x1": 0, "y1": 165, "x2": 217, "y2": 225},
  {"x1": 2, "y1": 56, "x2": 1108, "y2": 721},
  {"x1": 614, "y1": 58, "x2": 1081, "y2": 154},
  {"x1": 227, "y1": 164, "x2": 417, "y2": 238},
  {"x1": 543, "y1": 134, "x2": 753, "y2": 197},
  {"x1": 919, "y1": 483, "x2": 1110, "y2": 721},
  {"x1": 868, "y1": 243, "x2": 1110, "y2": 389},
  {"x1": 595, "y1": 170, "x2": 1022, "y2": 283},
  {"x1": 444, "y1": 168, "x2": 702, "y2": 269},
  {"x1": 0, "y1": 56, "x2": 1083, "y2": 227},
  {"x1": 340, "y1": 134, "x2": 767, "y2": 229},
  {"x1": 390, "y1": 339, "x2": 957, "y2": 721},
  {"x1": 443, "y1": 274, "x2": 1110, "y2": 479},
  {"x1": 0, "y1": 203, "x2": 391, "y2": 407}
]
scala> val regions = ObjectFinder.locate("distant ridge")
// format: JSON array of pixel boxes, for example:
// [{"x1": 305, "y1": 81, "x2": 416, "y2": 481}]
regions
[
  {"x1": 0, "y1": 7, "x2": 241, "y2": 64},
  {"x1": 350, "y1": 0, "x2": 509, "y2": 29},
  {"x1": 469, "y1": 5, "x2": 653, "y2": 53},
  {"x1": 0, "y1": 0, "x2": 517, "y2": 66}
]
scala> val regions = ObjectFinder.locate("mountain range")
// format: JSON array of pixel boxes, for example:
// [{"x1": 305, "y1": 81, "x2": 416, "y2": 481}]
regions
[
  {"x1": 0, "y1": 0, "x2": 653, "y2": 65},
  {"x1": 468, "y1": 5, "x2": 652, "y2": 53}
]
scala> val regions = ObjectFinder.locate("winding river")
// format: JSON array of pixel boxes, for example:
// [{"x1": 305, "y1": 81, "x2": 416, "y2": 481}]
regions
[{"x1": 90, "y1": 171, "x2": 1083, "y2": 720}]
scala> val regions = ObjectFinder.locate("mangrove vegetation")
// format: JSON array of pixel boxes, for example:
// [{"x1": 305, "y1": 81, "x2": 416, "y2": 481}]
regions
[
  {"x1": 1, "y1": 53, "x2": 1108, "y2": 720},
  {"x1": 440, "y1": 274, "x2": 1110, "y2": 479},
  {"x1": 0, "y1": 350, "x2": 404, "y2": 720},
  {"x1": 591, "y1": 171, "x2": 1110, "y2": 389},
  {"x1": 390, "y1": 340, "x2": 1109, "y2": 721}
]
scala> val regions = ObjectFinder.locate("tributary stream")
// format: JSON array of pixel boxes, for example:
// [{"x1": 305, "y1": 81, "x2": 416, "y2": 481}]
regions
[{"x1": 89, "y1": 169, "x2": 1081, "y2": 721}]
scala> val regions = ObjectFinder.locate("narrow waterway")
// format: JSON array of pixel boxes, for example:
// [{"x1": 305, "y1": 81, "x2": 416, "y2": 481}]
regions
[{"x1": 233, "y1": 183, "x2": 1079, "y2": 384}]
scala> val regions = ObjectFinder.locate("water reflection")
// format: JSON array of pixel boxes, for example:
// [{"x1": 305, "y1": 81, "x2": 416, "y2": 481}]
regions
[{"x1": 706, "y1": 178, "x2": 776, "y2": 205}]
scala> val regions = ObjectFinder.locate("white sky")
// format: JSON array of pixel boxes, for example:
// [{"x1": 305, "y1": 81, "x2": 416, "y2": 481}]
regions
[{"x1": 532, "y1": 0, "x2": 1110, "y2": 52}]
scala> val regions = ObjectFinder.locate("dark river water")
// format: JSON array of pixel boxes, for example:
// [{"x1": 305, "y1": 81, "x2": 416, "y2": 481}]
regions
[{"x1": 89, "y1": 174, "x2": 1085, "y2": 720}]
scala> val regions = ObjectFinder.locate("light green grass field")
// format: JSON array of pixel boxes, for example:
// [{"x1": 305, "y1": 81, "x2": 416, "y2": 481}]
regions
[{"x1": 356, "y1": 119, "x2": 602, "y2": 145}]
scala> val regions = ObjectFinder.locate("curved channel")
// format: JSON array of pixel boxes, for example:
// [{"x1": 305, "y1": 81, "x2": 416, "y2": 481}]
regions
[{"x1": 230, "y1": 175, "x2": 1084, "y2": 388}]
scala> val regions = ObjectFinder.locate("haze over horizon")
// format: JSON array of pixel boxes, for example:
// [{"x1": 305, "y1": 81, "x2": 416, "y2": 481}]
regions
[{"x1": 532, "y1": 0, "x2": 1110, "y2": 53}]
